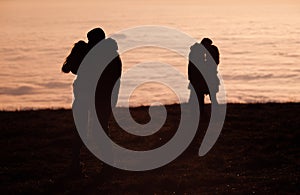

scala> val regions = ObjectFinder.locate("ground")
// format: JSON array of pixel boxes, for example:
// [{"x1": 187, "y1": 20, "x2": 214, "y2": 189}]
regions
[{"x1": 0, "y1": 103, "x2": 299, "y2": 194}]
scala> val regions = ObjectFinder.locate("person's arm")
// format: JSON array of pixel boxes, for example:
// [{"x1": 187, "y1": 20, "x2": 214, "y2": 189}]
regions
[
  {"x1": 213, "y1": 45, "x2": 220, "y2": 65},
  {"x1": 116, "y1": 55, "x2": 122, "y2": 79},
  {"x1": 188, "y1": 60, "x2": 193, "y2": 81}
]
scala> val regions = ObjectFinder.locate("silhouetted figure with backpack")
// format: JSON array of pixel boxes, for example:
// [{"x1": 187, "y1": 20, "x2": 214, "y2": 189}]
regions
[
  {"x1": 62, "y1": 27, "x2": 122, "y2": 176},
  {"x1": 188, "y1": 38, "x2": 220, "y2": 114}
]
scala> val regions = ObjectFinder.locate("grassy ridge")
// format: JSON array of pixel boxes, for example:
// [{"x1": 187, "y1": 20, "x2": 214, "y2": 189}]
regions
[{"x1": 0, "y1": 103, "x2": 299, "y2": 194}]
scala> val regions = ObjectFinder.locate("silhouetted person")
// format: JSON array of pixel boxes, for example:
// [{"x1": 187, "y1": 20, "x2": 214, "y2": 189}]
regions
[
  {"x1": 62, "y1": 27, "x2": 122, "y2": 176},
  {"x1": 188, "y1": 38, "x2": 220, "y2": 114},
  {"x1": 62, "y1": 39, "x2": 89, "y2": 176},
  {"x1": 89, "y1": 29, "x2": 122, "y2": 135}
]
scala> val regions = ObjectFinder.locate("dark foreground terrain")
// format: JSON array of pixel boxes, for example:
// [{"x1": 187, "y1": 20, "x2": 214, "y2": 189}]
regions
[{"x1": 0, "y1": 103, "x2": 299, "y2": 194}]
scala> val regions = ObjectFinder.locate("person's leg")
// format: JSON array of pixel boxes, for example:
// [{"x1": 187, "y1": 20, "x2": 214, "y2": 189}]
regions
[
  {"x1": 198, "y1": 92, "x2": 205, "y2": 114},
  {"x1": 209, "y1": 93, "x2": 218, "y2": 105},
  {"x1": 97, "y1": 100, "x2": 115, "y2": 174},
  {"x1": 69, "y1": 128, "x2": 83, "y2": 176},
  {"x1": 98, "y1": 101, "x2": 110, "y2": 134},
  {"x1": 189, "y1": 86, "x2": 196, "y2": 105},
  {"x1": 71, "y1": 132, "x2": 82, "y2": 165},
  {"x1": 189, "y1": 86, "x2": 205, "y2": 116},
  {"x1": 69, "y1": 100, "x2": 87, "y2": 176}
]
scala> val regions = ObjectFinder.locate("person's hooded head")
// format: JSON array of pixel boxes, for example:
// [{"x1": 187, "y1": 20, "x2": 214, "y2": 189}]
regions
[
  {"x1": 87, "y1": 28, "x2": 105, "y2": 47},
  {"x1": 201, "y1": 38, "x2": 213, "y2": 47}
]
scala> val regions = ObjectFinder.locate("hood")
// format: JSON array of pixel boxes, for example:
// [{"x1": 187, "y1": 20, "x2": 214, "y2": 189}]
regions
[
  {"x1": 190, "y1": 42, "x2": 201, "y2": 51},
  {"x1": 101, "y1": 38, "x2": 119, "y2": 51}
]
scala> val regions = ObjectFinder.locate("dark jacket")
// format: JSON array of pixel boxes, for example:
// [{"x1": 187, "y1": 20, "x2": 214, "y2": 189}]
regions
[{"x1": 188, "y1": 42, "x2": 219, "y2": 94}]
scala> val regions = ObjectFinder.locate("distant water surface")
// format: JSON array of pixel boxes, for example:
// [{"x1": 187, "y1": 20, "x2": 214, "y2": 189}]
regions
[{"x1": 0, "y1": 1, "x2": 299, "y2": 110}]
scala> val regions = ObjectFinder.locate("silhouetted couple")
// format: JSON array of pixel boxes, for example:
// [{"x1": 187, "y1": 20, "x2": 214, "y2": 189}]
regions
[
  {"x1": 62, "y1": 28, "x2": 219, "y2": 176},
  {"x1": 188, "y1": 38, "x2": 220, "y2": 114},
  {"x1": 62, "y1": 28, "x2": 122, "y2": 176}
]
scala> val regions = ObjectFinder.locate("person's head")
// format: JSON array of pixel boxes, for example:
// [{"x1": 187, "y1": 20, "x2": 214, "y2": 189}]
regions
[
  {"x1": 87, "y1": 28, "x2": 105, "y2": 46},
  {"x1": 201, "y1": 38, "x2": 213, "y2": 46},
  {"x1": 62, "y1": 40, "x2": 88, "y2": 75}
]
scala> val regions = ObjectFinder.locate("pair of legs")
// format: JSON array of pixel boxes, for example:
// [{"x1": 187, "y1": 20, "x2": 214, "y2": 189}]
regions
[
  {"x1": 70, "y1": 80, "x2": 121, "y2": 175},
  {"x1": 189, "y1": 87, "x2": 218, "y2": 114},
  {"x1": 70, "y1": 102, "x2": 113, "y2": 176}
]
